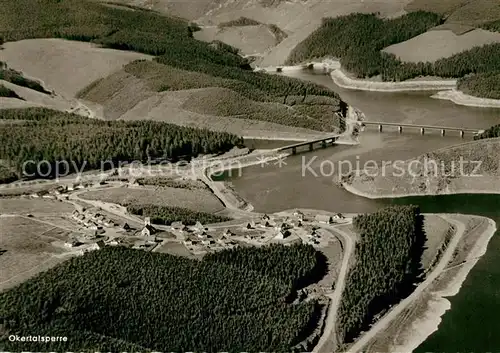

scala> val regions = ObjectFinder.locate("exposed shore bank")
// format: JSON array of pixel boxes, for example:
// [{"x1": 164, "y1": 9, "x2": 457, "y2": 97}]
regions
[
  {"x1": 385, "y1": 215, "x2": 497, "y2": 353},
  {"x1": 432, "y1": 89, "x2": 500, "y2": 108},
  {"x1": 331, "y1": 68, "x2": 457, "y2": 92}
]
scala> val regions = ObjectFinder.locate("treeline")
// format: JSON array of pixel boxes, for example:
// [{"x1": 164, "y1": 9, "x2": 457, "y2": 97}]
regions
[
  {"x1": 0, "y1": 61, "x2": 50, "y2": 94},
  {"x1": 136, "y1": 177, "x2": 207, "y2": 190},
  {"x1": 475, "y1": 124, "x2": 500, "y2": 140},
  {"x1": 287, "y1": 11, "x2": 500, "y2": 99},
  {"x1": 0, "y1": 108, "x2": 242, "y2": 180},
  {"x1": 127, "y1": 204, "x2": 231, "y2": 225},
  {"x1": 0, "y1": 84, "x2": 22, "y2": 99},
  {"x1": 337, "y1": 205, "x2": 425, "y2": 343},
  {"x1": 286, "y1": 12, "x2": 442, "y2": 77},
  {"x1": 457, "y1": 72, "x2": 500, "y2": 99},
  {"x1": 0, "y1": 245, "x2": 325, "y2": 351},
  {"x1": 218, "y1": 17, "x2": 261, "y2": 28},
  {"x1": 0, "y1": 0, "x2": 344, "y2": 131}
]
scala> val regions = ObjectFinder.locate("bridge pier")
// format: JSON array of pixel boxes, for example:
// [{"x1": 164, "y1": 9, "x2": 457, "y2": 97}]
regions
[
  {"x1": 378, "y1": 124, "x2": 383, "y2": 132},
  {"x1": 321, "y1": 140, "x2": 327, "y2": 148},
  {"x1": 309, "y1": 143, "x2": 313, "y2": 151},
  {"x1": 441, "y1": 129, "x2": 446, "y2": 136},
  {"x1": 420, "y1": 127, "x2": 425, "y2": 135},
  {"x1": 460, "y1": 130, "x2": 464, "y2": 138},
  {"x1": 292, "y1": 147, "x2": 296, "y2": 155},
  {"x1": 398, "y1": 126, "x2": 403, "y2": 134}
]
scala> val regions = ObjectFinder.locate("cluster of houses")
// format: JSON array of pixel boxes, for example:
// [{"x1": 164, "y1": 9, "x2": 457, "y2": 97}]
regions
[
  {"x1": 180, "y1": 222, "x2": 237, "y2": 253},
  {"x1": 72, "y1": 209, "x2": 119, "y2": 236}
]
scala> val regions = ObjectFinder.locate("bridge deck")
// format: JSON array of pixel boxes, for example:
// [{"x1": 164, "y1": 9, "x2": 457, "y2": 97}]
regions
[
  {"x1": 277, "y1": 136, "x2": 340, "y2": 151},
  {"x1": 362, "y1": 121, "x2": 480, "y2": 132}
]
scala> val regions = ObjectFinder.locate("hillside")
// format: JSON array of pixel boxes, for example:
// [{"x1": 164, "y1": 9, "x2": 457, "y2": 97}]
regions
[
  {"x1": 0, "y1": 108, "x2": 242, "y2": 182},
  {"x1": 287, "y1": 11, "x2": 500, "y2": 98},
  {"x1": 0, "y1": 244, "x2": 327, "y2": 351},
  {"x1": 0, "y1": 0, "x2": 346, "y2": 137},
  {"x1": 341, "y1": 137, "x2": 500, "y2": 198}
]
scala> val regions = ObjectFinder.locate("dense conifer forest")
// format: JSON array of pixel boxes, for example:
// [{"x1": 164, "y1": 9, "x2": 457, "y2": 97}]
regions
[
  {"x1": 337, "y1": 205, "x2": 425, "y2": 344},
  {"x1": 286, "y1": 12, "x2": 442, "y2": 77},
  {"x1": 127, "y1": 204, "x2": 232, "y2": 225},
  {"x1": 458, "y1": 72, "x2": 500, "y2": 99},
  {"x1": 0, "y1": 0, "x2": 344, "y2": 131},
  {"x1": 0, "y1": 108, "x2": 242, "y2": 182},
  {"x1": 0, "y1": 244, "x2": 326, "y2": 351},
  {"x1": 287, "y1": 12, "x2": 500, "y2": 98}
]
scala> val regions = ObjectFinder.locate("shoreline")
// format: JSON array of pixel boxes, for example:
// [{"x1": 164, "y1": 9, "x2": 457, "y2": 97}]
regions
[
  {"x1": 259, "y1": 60, "x2": 500, "y2": 108},
  {"x1": 388, "y1": 215, "x2": 497, "y2": 353},
  {"x1": 331, "y1": 68, "x2": 457, "y2": 92},
  {"x1": 432, "y1": 89, "x2": 500, "y2": 108},
  {"x1": 342, "y1": 182, "x2": 500, "y2": 199}
]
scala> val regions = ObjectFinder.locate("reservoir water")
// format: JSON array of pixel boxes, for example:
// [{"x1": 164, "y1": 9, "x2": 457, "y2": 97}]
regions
[{"x1": 226, "y1": 70, "x2": 500, "y2": 351}]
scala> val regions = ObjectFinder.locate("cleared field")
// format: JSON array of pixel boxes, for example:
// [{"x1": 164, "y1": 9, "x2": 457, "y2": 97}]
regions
[
  {"x1": 79, "y1": 186, "x2": 225, "y2": 213},
  {"x1": 446, "y1": 0, "x2": 500, "y2": 26},
  {"x1": 194, "y1": 25, "x2": 278, "y2": 55},
  {"x1": 0, "y1": 39, "x2": 151, "y2": 97},
  {"x1": 0, "y1": 215, "x2": 70, "y2": 291},
  {"x1": 406, "y1": 0, "x2": 500, "y2": 25},
  {"x1": 383, "y1": 29, "x2": 500, "y2": 63},
  {"x1": 0, "y1": 198, "x2": 74, "y2": 215}
]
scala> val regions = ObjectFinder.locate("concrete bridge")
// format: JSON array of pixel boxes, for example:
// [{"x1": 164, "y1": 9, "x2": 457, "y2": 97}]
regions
[
  {"x1": 277, "y1": 136, "x2": 340, "y2": 154},
  {"x1": 362, "y1": 121, "x2": 483, "y2": 138}
]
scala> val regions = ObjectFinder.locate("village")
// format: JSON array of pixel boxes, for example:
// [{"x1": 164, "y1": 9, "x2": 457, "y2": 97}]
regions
[{"x1": 13, "y1": 181, "x2": 351, "y2": 258}]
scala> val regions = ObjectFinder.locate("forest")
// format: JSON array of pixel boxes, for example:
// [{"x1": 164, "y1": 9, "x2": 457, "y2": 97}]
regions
[
  {"x1": 0, "y1": 108, "x2": 242, "y2": 182},
  {"x1": 457, "y1": 72, "x2": 500, "y2": 99},
  {"x1": 337, "y1": 205, "x2": 425, "y2": 344},
  {"x1": 475, "y1": 124, "x2": 500, "y2": 140},
  {"x1": 0, "y1": 244, "x2": 327, "y2": 351},
  {"x1": 0, "y1": 84, "x2": 22, "y2": 99},
  {"x1": 126, "y1": 204, "x2": 232, "y2": 225},
  {"x1": 0, "y1": 61, "x2": 50, "y2": 94},
  {"x1": 287, "y1": 12, "x2": 500, "y2": 98},
  {"x1": 286, "y1": 12, "x2": 442, "y2": 77}
]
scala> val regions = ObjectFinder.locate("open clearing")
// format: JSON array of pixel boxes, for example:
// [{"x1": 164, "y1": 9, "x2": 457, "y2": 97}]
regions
[
  {"x1": 0, "y1": 198, "x2": 74, "y2": 215},
  {"x1": 383, "y1": 29, "x2": 500, "y2": 63},
  {"x1": 79, "y1": 186, "x2": 225, "y2": 213},
  {"x1": 0, "y1": 215, "x2": 71, "y2": 292},
  {"x1": 406, "y1": 0, "x2": 500, "y2": 25},
  {"x1": 0, "y1": 39, "x2": 151, "y2": 97}
]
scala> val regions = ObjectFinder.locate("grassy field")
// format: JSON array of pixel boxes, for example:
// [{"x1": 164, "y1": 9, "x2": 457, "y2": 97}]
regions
[
  {"x1": 383, "y1": 29, "x2": 500, "y2": 63},
  {"x1": 0, "y1": 39, "x2": 150, "y2": 97},
  {"x1": 0, "y1": 198, "x2": 74, "y2": 215},
  {"x1": 0, "y1": 215, "x2": 70, "y2": 292},
  {"x1": 79, "y1": 186, "x2": 225, "y2": 213}
]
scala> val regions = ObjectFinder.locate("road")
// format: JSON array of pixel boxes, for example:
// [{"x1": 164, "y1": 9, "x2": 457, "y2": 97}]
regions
[
  {"x1": 313, "y1": 224, "x2": 355, "y2": 353},
  {"x1": 347, "y1": 215, "x2": 466, "y2": 353}
]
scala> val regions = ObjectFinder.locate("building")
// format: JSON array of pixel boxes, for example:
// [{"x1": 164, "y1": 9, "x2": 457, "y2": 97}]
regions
[
  {"x1": 315, "y1": 214, "x2": 333, "y2": 224},
  {"x1": 333, "y1": 213, "x2": 345, "y2": 220},
  {"x1": 275, "y1": 228, "x2": 290, "y2": 240},
  {"x1": 261, "y1": 214, "x2": 270, "y2": 221},
  {"x1": 122, "y1": 222, "x2": 131, "y2": 231},
  {"x1": 141, "y1": 225, "x2": 157, "y2": 238},
  {"x1": 193, "y1": 221, "x2": 205, "y2": 233},
  {"x1": 171, "y1": 221, "x2": 188, "y2": 232},
  {"x1": 293, "y1": 210, "x2": 305, "y2": 221},
  {"x1": 87, "y1": 240, "x2": 105, "y2": 251}
]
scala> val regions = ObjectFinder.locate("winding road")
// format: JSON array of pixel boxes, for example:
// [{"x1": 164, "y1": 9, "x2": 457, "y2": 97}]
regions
[
  {"x1": 347, "y1": 215, "x2": 466, "y2": 353},
  {"x1": 313, "y1": 225, "x2": 354, "y2": 353}
]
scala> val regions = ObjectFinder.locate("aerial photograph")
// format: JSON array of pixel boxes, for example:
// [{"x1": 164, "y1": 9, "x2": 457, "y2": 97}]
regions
[{"x1": 0, "y1": 0, "x2": 499, "y2": 351}]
